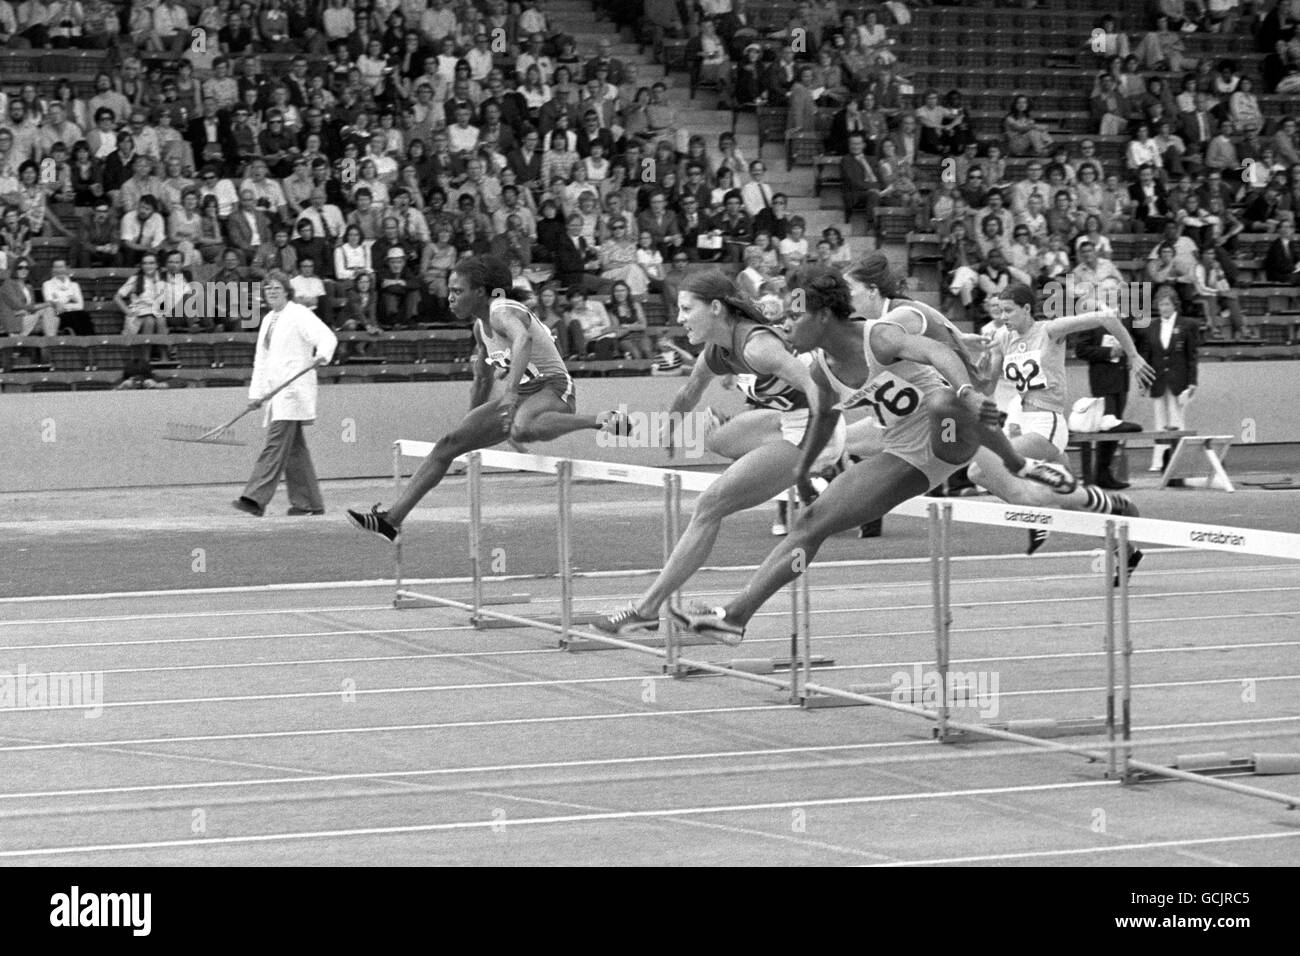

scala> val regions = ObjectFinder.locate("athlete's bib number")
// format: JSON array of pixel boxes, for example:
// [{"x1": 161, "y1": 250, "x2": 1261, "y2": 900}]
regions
[
  {"x1": 1004, "y1": 349, "x2": 1046, "y2": 394},
  {"x1": 840, "y1": 373, "x2": 922, "y2": 428}
]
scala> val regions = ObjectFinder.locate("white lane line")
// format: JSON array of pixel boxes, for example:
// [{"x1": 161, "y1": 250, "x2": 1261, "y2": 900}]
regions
[
  {"x1": 11, "y1": 635, "x2": 1297, "y2": 681},
  {"x1": 872, "y1": 831, "x2": 1300, "y2": 866},
  {"x1": 0, "y1": 624, "x2": 481, "y2": 653},
  {"x1": 8, "y1": 720, "x2": 1300, "y2": 805},
  {"x1": 6, "y1": 564, "x2": 1297, "y2": 627},
  {"x1": 0, "y1": 780, "x2": 1115, "y2": 858},
  {"x1": 0, "y1": 605, "x2": 393, "y2": 628},
  {"x1": 0, "y1": 740, "x2": 933, "y2": 802},
  {"x1": 3, "y1": 668, "x2": 1297, "y2": 716},
  {"x1": 0, "y1": 548, "x2": 1230, "y2": 605},
  {"x1": 0, "y1": 704, "x2": 793, "y2": 752}
]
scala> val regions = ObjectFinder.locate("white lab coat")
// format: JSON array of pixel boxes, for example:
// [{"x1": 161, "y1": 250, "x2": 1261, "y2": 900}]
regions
[{"x1": 249, "y1": 300, "x2": 337, "y2": 425}]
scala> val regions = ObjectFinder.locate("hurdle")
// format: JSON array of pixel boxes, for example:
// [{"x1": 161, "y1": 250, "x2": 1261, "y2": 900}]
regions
[{"x1": 390, "y1": 445, "x2": 1300, "y2": 810}]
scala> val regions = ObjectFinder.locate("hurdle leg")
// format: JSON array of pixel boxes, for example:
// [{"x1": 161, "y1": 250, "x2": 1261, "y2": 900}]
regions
[
  {"x1": 1119, "y1": 522, "x2": 1133, "y2": 780},
  {"x1": 786, "y1": 489, "x2": 803, "y2": 704},
  {"x1": 468, "y1": 451, "x2": 484, "y2": 624},
  {"x1": 929, "y1": 503, "x2": 953, "y2": 737},
  {"x1": 1103, "y1": 520, "x2": 1118, "y2": 778},
  {"x1": 557, "y1": 459, "x2": 574, "y2": 646},
  {"x1": 663, "y1": 473, "x2": 682, "y2": 671},
  {"x1": 392, "y1": 440, "x2": 401, "y2": 489}
]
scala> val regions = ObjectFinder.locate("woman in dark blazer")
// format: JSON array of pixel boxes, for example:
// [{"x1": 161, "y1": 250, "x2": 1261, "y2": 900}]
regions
[{"x1": 1136, "y1": 287, "x2": 1199, "y2": 471}]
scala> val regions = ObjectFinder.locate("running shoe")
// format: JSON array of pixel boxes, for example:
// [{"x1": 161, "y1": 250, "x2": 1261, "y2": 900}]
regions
[
  {"x1": 347, "y1": 504, "x2": 399, "y2": 543},
  {"x1": 1017, "y1": 458, "x2": 1078, "y2": 494},
  {"x1": 668, "y1": 603, "x2": 746, "y2": 646},
  {"x1": 1026, "y1": 528, "x2": 1049, "y2": 556},
  {"x1": 1111, "y1": 495, "x2": 1143, "y2": 586},
  {"x1": 592, "y1": 604, "x2": 660, "y2": 636},
  {"x1": 597, "y1": 408, "x2": 633, "y2": 437},
  {"x1": 771, "y1": 500, "x2": 788, "y2": 536}
]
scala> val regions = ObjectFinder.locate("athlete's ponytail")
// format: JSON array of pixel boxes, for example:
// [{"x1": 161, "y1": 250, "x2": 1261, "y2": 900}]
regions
[
  {"x1": 680, "y1": 269, "x2": 770, "y2": 325},
  {"x1": 846, "y1": 251, "x2": 906, "y2": 299}
]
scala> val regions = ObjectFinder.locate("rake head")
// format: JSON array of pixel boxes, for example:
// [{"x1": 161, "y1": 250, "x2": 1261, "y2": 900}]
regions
[{"x1": 162, "y1": 422, "x2": 247, "y2": 446}]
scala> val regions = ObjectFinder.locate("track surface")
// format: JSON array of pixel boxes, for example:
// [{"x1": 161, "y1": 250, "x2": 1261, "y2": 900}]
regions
[{"x1": 3, "y1": 467, "x2": 1299, "y2": 865}]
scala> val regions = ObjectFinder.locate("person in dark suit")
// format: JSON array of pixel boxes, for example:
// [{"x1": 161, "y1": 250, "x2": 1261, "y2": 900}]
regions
[
  {"x1": 1264, "y1": 218, "x2": 1300, "y2": 283},
  {"x1": 839, "y1": 132, "x2": 880, "y2": 223},
  {"x1": 1136, "y1": 287, "x2": 1199, "y2": 472},
  {"x1": 1127, "y1": 164, "x2": 1169, "y2": 233},
  {"x1": 187, "y1": 101, "x2": 232, "y2": 172},
  {"x1": 553, "y1": 213, "x2": 605, "y2": 293},
  {"x1": 507, "y1": 128, "x2": 545, "y2": 196},
  {"x1": 1075, "y1": 320, "x2": 1135, "y2": 488}
]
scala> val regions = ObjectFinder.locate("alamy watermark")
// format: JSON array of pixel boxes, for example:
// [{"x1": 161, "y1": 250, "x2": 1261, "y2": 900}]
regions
[
  {"x1": 1041, "y1": 277, "x2": 1153, "y2": 328},
  {"x1": 0, "y1": 664, "x2": 104, "y2": 718},
  {"x1": 152, "y1": 280, "x2": 264, "y2": 330},
  {"x1": 594, "y1": 404, "x2": 715, "y2": 459},
  {"x1": 891, "y1": 663, "x2": 1000, "y2": 718}
]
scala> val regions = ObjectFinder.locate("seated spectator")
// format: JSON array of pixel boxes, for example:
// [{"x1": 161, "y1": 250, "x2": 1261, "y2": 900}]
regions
[
  {"x1": 75, "y1": 200, "x2": 120, "y2": 267},
  {"x1": 915, "y1": 90, "x2": 964, "y2": 157},
  {"x1": 1264, "y1": 218, "x2": 1300, "y2": 283},
  {"x1": 339, "y1": 271, "x2": 381, "y2": 335},
  {"x1": 292, "y1": 220, "x2": 334, "y2": 280},
  {"x1": 1072, "y1": 240, "x2": 1125, "y2": 306},
  {"x1": 607, "y1": 280, "x2": 649, "y2": 359},
  {"x1": 376, "y1": 247, "x2": 421, "y2": 329},
  {"x1": 1135, "y1": 15, "x2": 1197, "y2": 72},
  {"x1": 1243, "y1": 172, "x2": 1291, "y2": 232},
  {"x1": 118, "y1": 194, "x2": 167, "y2": 265},
  {"x1": 113, "y1": 252, "x2": 167, "y2": 335},
  {"x1": 1003, "y1": 95, "x2": 1054, "y2": 157},
  {"x1": 1006, "y1": 225, "x2": 1043, "y2": 283},
  {"x1": 251, "y1": 225, "x2": 299, "y2": 278},
  {"x1": 536, "y1": 282, "x2": 584, "y2": 359},
  {"x1": 974, "y1": 214, "x2": 1009, "y2": 261},
  {"x1": 1075, "y1": 214, "x2": 1113, "y2": 259},
  {"x1": 567, "y1": 286, "x2": 618, "y2": 358},
  {"x1": 777, "y1": 217, "x2": 810, "y2": 272},
  {"x1": 1146, "y1": 241, "x2": 1197, "y2": 311},
  {"x1": 290, "y1": 257, "x2": 332, "y2": 324},
  {"x1": 1129, "y1": 164, "x2": 1170, "y2": 233},
  {"x1": 942, "y1": 220, "x2": 983, "y2": 312},
  {"x1": 41, "y1": 258, "x2": 92, "y2": 335},
  {"x1": 839, "y1": 133, "x2": 880, "y2": 223},
  {"x1": 0, "y1": 258, "x2": 58, "y2": 336},
  {"x1": 1193, "y1": 246, "x2": 1248, "y2": 339}
]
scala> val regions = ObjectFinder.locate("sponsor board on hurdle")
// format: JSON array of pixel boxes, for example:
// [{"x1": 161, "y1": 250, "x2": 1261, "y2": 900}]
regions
[{"x1": 389, "y1": 442, "x2": 1300, "y2": 810}]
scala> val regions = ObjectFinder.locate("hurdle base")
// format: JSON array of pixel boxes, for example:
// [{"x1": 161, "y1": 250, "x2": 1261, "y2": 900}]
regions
[
  {"x1": 936, "y1": 717, "x2": 1109, "y2": 744},
  {"x1": 1126, "y1": 758, "x2": 1255, "y2": 784},
  {"x1": 668, "y1": 655, "x2": 834, "y2": 678},
  {"x1": 799, "y1": 680, "x2": 977, "y2": 710},
  {"x1": 563, "y1": 631, "x2": 720, "y2": 652}
]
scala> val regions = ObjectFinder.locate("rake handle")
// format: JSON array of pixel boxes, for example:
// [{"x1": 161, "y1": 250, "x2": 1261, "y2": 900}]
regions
[{"x1": 200, "y1": 360, "x2": 326, "y2": 440}]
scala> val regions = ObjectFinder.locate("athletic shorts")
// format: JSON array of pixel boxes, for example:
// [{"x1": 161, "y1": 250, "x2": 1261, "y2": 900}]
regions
[
  {"x1": 780, "y1": 409, "x2": 847, "y2": 473},
  {"x1": 517, "y1": 373, "x2": 575, "y2": 410},
  {"x1": 1014, "y1": 409, "x2": 1069, "y2": 453},
  {"x1": 879, "y1": 403, "x2": 969, "y2": 488}
]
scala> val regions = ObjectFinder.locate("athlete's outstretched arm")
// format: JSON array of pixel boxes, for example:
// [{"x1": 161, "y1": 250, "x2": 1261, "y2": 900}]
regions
[{"x1": 1044, "y1": 309, "x2": 1156, "y2": 388}]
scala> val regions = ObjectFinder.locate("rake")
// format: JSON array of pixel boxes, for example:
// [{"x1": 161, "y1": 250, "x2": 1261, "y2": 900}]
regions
[{"x1": 163, "y1": 362, "x2": 325, "y2": 446}]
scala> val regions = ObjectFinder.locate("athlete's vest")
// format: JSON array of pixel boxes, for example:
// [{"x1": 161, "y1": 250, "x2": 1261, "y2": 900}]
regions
[
  {"x1": 476, "y1": 297, "x2": 569, "y2": 385},
  {"x1": 703, "y1": 320, "x2": 808, "y2": 412},
  {"x1": 813, "y1": 309, "x2": 949, "y2": 432},
  {"x1": 994, "y1": 320, "x2": 1068, "y2": 415}
]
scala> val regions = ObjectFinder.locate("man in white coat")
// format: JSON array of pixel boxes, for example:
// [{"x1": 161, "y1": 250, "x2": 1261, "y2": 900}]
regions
[{"x1": 232, "y1": 270, "x2": 338, "y2": 517}]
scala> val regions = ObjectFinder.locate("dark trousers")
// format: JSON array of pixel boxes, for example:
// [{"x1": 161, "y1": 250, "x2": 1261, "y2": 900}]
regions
[
  {"x1": 242, "y1": 420, "x2": 324, "y2": 511},
  {"x1": 58, "y1": 310, "x2": 94, "y2": 335},
  {"x1": 1094, "y1": 390, "x2": 1128, "y2": 481}
]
